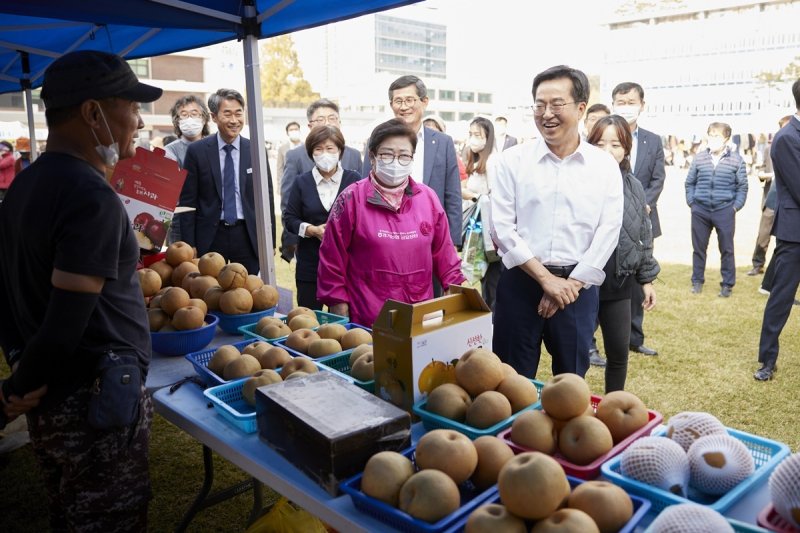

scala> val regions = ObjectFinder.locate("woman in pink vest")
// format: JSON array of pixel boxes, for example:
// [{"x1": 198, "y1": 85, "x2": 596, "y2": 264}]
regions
[{"x1": 317, "y1": 119, "x2": 465, "y2": 327}]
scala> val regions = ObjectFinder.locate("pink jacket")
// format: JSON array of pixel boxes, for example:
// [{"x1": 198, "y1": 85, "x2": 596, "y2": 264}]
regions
[
  {"x1": 0, "y1": 152, "x2": 15, "y2": 189},
  {"x1": 317, "y1": 176, "x2": 466, "y2": 328}
]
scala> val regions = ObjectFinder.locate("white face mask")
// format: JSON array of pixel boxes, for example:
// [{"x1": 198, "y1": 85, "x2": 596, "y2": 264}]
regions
[
  {"x1": 469, "y1": 137, "x2": 486, "y2": 152},
  {"x1": 375, "y1": 159, "x2": 409, "y2": 187},
  {"x1": 313, "y1": 151, "x2": 339, "y2": 173},
  {"x1": 288, "y1": 130, "x2": 301, "y2": 142},
  {"x1": 707, "y1": 137, "x2": 726, "y2": 152},
  {"x1": 90, "y1": 105, "x2": 119, "y2": 167},
  {"x1": 613, "y1": 105, "x2": 641, "y2": 125},
  {"x1": 179, "y1": 117, "x2": 203, "y2": 138}
]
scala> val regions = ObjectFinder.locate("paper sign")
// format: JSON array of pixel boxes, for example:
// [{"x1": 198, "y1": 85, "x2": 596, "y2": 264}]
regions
[{"x1": 113, "y1": 147, "x2": 187, "y2": 252}]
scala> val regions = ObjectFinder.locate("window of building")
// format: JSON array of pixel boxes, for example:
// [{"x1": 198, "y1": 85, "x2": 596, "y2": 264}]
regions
[
  {"x1": 128, "y1": 59, "x2": 150, "y2": 79},
  {"x1": 459, "y1": 91, "x2": 474, "y2": 103},
  {"x1": 439, "y1": 90, "x2": 455, "y2": 101},
  {"x1": 440, "y1": 111, "x2": 455, "y2": 121},
  {"x1": 477, "y1": 93, "x2": 492, "y2": 104},
  {"x1": 459, "y1": 112, "x2": 474, "y2": 121}
]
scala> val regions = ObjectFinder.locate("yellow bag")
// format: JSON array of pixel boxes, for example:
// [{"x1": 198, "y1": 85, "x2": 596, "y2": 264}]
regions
[{"x1": 246, "y1": 497, "x2": 328, "y2": 533}]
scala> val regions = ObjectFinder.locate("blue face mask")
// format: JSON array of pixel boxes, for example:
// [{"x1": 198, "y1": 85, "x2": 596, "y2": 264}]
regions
[{"x1": 90, "y1": 105, "x2": 120, "y2": 167}]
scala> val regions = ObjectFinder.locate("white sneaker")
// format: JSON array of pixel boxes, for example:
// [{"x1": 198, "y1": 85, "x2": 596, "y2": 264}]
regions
[{"x1": 758, "y1": 288, "x2": 770, "y2": 296}]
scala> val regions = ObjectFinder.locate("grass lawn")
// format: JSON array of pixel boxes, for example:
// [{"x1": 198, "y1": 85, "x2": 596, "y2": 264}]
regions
[{"x1": 1, "y1": 261, "x2": 798, "y2": 532}]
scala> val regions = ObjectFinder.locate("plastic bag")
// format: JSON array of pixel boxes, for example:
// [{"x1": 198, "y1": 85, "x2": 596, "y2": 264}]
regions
[
  {"x1": 461, "y1": 219, "x2": 488, "y2": 285},
  {"x1": 246, "y1": 497, "x2": 328, "y2": 533}
]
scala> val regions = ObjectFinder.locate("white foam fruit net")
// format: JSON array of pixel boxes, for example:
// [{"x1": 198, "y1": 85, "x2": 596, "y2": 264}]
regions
[
  {"x1": 769, "y1": 452, "x2": 800, "y2": 528},
  {"x1": 687, "y1": 434, "x2": 754, "y2": 496},
  {"x1": 647, "y1": 503, "x2": 734, "y2": 533},
  {"x1": 620, "y1": 436, "x2": 690, "y2": 497},
  {"x1": 666, "y1": 411, "x2": 727, "y2": 451}
]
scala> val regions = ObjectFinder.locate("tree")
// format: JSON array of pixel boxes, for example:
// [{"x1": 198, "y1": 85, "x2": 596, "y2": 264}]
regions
[
  {"x1": 260, "y1": 35, "x2": 319, "y2": 108},
  {"x1": 754, "y1": 56, "x2": 800, "y2": 104}
]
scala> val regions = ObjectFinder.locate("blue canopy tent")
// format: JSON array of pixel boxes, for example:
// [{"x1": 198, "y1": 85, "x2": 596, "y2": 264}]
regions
[{"x1": 0, "y1": 0, "x2": 421, "y2": 284}]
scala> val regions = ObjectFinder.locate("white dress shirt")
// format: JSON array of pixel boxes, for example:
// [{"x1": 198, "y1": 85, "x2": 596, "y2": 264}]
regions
[
  {"x1": 413, "y1": 125, "x2": 425, "y2": 184},
  {"x1": 298, "y1": 165, "x2": 343, "y2": 238},
  {"x1": 217, "y1": 132, "x2": 244, "y2": 220},
  {"x1": 490, "y1": 138, "x2": 624, "y2": 287},
  {"x1": 630, "y1": 127, "x2": 639, "y2": 174}
]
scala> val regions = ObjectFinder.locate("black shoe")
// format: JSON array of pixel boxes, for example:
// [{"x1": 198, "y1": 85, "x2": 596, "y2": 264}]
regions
[
  {"x1": 747, "y1": 267, "x2": 764, "y2": 276},
  {"x1": 719, "y1": 285, "x2": 733, "y2": 298},
  {"x1": 754, "y1": 363, "x2": 777, "y2": 381},
  {"x1": 691, "y1": 283, "x2": 703, "y2": 294},
  {"x1": 589, "y1": 349, "x2": 606, "y2": 367},
  {"x1": 794, "y1": 299, "x2": 800, "y2": 307},
  {"x1": 630, "y1": 344, "x2": 658, "y2": 356}
]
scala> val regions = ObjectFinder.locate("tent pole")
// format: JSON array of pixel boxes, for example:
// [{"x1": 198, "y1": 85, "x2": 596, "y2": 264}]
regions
[
  {"x1": 242, "y1": 4, "x2": 276, "y2": 286},
  {"x1": 21, "y1": 51, "x2": 38, "y2": 161}
]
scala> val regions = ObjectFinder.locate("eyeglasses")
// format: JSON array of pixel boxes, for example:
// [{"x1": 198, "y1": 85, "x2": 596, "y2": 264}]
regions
[
  {"x1": 376, "y1": 152, "x2": 414, "y2": 166},
  {"x1": 310, "y1": 115, "x2": 340, "y2": 126},
  {"x1": 179, "y1": 110, "x2": 202, "y2": 119},
  {"x1": 391, "y1": 96, "x2": 421, "y2": 108},
  {"x1": 532, "y1": 101, "x2": 576, "y2": 116}
]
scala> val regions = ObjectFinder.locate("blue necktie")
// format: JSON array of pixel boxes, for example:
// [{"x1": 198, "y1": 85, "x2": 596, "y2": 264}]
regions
[{"x1": 222, "y1": 144, "x2": 237, "y2": 225}]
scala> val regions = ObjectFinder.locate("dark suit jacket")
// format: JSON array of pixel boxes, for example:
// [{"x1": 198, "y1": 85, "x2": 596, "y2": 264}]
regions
[
  {"x1": 501, "y1": 135, "x2": 518, "y2": 151},
  {"x1": 283, "y1": 169, "x2": 360, "y2": 282},
  {"x1": 771, "y1": 117, "x2": 800, "y2": 243},
  {"x1": 279, "y1": 145, "x2": 362, "y2": 254},
  {"x1": 363, "y1": 127, "x2": 462, "y2": 246},
  {"x1": 179, "y1": 134, "x2": 276, "y2": 257},
  {"x1": 632, "y1": 127, "x2": 666, "y2": 238}
]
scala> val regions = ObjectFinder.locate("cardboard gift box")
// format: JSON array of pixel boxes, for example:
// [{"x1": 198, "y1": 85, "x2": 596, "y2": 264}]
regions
[
  {"x1": 112, "y1": 147, "x2": 187, "y2": 252},
  {"x1": 255, "y1": 372, "x2": 411, "y2": 495},
  {"x1": 372, "y1": 286, "x2": 493, "y2": 412}
]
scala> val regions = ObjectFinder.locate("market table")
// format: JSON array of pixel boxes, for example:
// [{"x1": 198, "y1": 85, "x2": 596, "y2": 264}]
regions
[
  {"x1": 153, "y1": 380, "x2": 774, "y2": 532},
  {"x1": 153, "y1": 381, "x2": 419, "y2": 532}
]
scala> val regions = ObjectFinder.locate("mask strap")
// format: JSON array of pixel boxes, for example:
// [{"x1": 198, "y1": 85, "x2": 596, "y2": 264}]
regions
[{"x1": 94, "y1": 103, "x2": 116, "y2": 148}]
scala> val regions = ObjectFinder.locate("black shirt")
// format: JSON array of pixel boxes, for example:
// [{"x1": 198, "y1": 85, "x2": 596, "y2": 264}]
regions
[{"x1": 0, "y1": 152, "x2": 150, "y2": 399}]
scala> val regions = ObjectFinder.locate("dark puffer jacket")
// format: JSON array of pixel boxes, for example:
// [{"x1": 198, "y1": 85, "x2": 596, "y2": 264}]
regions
[{"x1": 615, "y1": 172, "x2": 660, "y2": 284}]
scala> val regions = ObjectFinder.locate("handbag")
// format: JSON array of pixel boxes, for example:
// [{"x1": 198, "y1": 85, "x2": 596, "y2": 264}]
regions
[
  {"x1": 88, "y1": 351, "x2": 143, "y2": 430},
  {"x1": 460, "y1": 199, "x2": 480, "y2": 246}
]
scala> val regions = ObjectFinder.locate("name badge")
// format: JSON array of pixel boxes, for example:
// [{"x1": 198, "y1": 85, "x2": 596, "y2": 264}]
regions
[{"x1": 246, "y1": 168, "x2": 253, "y2": 174}]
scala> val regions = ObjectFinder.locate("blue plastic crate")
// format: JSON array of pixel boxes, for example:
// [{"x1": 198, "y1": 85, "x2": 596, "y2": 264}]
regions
[
  {"x1": 151, "y1": 314, "x2": 219, "y2": 356},
  {"x1": 412, "y1": 378, "x2": 542, "y2": 440},
  {"x1": 602, "y1": 427, "x2": 791, "y2": 514},
  {"x1": 442, "y1": 476, "x2": 652, "y2": 533},
  {"x1": 185, "y1": 338, "x2": 261, "y2": 387},
  {"x1": 314, "y1": 332, "x2": 374, "y2": 392},
  {"x1": 238, "y1": 309, "x2": 349, "y2": 343},
  {"x1": 274, "y1": 323, "x2": 372, "y2": 360},
  {"x1": 339, "y1": 446, "x2": 497, "y2": 533},
  {"x1": 211, "y1": 306, "x2": 276, "y2": 334},
  {"x1": 203, "y1": 378, "x2": 258, "y2": 433}
]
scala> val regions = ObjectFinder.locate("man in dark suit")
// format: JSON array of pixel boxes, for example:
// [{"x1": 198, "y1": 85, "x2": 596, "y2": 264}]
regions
[
  {"x1": 754, "y1": 79, "x2": 800, "y2": 381},
  {"x1": 612, "y1": 82, "x2": 666, "y2": 357},
  {"x1": 363, "y1": 75, "x2": 462, "y2": 251},
  {"x1": 179, "y1": 88, "x2": 276, "y2": 275},
  {"x1": 279, "y1": 98, "x2": 361, "y2": 262},
  {"x1": 494, "y1": 116, "x2": 518, "y2": 151}
]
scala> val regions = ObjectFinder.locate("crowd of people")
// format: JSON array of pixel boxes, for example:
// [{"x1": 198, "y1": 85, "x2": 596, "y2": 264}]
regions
[{"x1": 1, "y1": 48, "x2": 799, "y2": 530}]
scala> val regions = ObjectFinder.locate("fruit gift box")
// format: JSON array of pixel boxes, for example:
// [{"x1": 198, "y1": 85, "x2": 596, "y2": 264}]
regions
[{"x1": 601, "y1": 425, "x2": 790, "y2": 514}]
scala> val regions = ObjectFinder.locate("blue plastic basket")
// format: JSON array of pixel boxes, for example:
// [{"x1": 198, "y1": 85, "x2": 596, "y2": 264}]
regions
[
  {"x1": 185, "y1": 338, "x2": 260, "y2": 387},
  {"x1": 237, "y1": 309, "x2": 349, "y2": 343},
  {"x1": 211, "y1": 306, "x2": 276, "y2": 334},
  {"x1": 602, "y1": 427, "x2": 791, "y2": 514},
  {"x1": 412, "y1": 378, "x2": 542, "y2": 440},
  {"x1": 314, "y1": 331, "x2": 375, "y2": 392},
  {"x1": 442, "y1": 476, "x2": 652, "y2": 533},
  {"x1": 274, "y1": 323, "x2": 372, "y2": 359},
  {"x1": 151, "y1": 314, "x2": 219, "y2": 356},
  {"x1": 339, "y1": 447, "x2": 497, "y2": 533},
  {"x1": 203, "y1": 378, "x2": 258, "y2": 433}
]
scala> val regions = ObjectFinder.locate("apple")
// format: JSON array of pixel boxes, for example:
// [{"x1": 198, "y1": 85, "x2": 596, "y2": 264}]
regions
[
  {"x1": 145, "y1": 220, "x2": 167, "y2": 244},
  {"x1": 133, "y1": 212, "x2": 154, "y2": 231}
]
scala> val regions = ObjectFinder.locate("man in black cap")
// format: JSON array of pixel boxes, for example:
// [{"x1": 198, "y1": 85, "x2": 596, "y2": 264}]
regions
[{"x1": 0, "y1": 50, "x2": 160, "y2": 531}]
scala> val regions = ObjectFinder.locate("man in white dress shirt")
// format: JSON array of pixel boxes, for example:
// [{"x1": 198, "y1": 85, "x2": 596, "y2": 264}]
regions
[{"x1": 491, "y1": 65, "x2": 624, "y2": 378}]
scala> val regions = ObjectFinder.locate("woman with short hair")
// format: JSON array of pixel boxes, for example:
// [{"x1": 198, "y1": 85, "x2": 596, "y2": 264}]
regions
[
  {"x1": 317, "y1": 119, "x2": 465, "y2": 327},
  {"x1": 283, "y1": 125, "x2": 360, "y2": 309}
]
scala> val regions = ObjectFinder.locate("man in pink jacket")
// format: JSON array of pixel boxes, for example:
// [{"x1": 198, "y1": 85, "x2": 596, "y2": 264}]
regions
[{"x1": 317, "y1": 119, "x2": 465, "y2": 327}]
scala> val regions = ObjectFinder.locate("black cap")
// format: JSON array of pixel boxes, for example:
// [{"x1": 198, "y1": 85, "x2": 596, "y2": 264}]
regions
[{"x1": 41, "y1": 50, "x2": 163, "y2": 110}]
